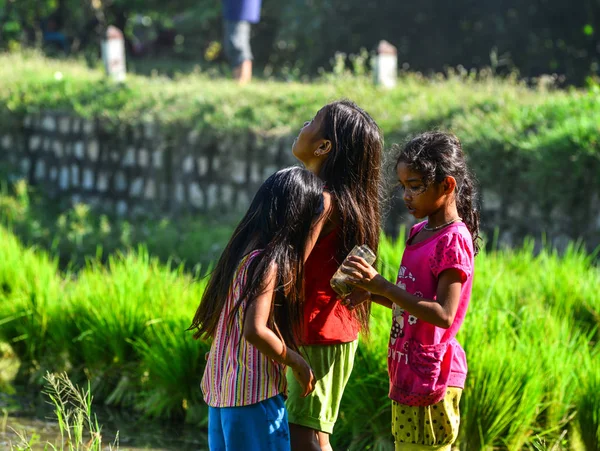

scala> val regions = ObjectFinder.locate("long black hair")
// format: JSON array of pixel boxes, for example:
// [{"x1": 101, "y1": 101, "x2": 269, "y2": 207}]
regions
[
  {"x1": 395, "y1": 131, "x2": 481, "y2": 254},
  {"x1": 318, "y1": 99, "x2": 383, "y2": 334},
  {"x1": 188, "y1": 167, "x2": 325, "y2": 350}
]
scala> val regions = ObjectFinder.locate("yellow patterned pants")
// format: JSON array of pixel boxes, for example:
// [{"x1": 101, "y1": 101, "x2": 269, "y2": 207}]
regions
[{"x1": 392, "y1": 387, "x2": 462, "y2": 451}]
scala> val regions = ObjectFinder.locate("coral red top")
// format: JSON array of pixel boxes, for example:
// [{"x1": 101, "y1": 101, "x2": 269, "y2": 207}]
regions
[{"x1": 302, "y1": 227, "x2": 360, "y2": 345}]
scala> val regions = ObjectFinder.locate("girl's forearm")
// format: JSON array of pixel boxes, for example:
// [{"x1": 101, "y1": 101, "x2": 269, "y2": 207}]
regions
[
  {"x1": 377, "y1": 282, "x2": 453, "y2": 329},
  {"x1": 243, "y1": 263, "x2": 306, "y2": 367},
  {"x1": 371, "y1": 294, "x2": 393, "y2": 309},
  {"x1": 243, "y1": 326, "x2": 301, "y2": 368}
]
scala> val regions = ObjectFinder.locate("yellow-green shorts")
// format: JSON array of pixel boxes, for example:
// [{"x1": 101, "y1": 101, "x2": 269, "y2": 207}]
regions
[
  {"x1": 392, "y1": 387, "x2": 462, "y2": 451},
  {"x1": 285, "y1": 340, "x2": 358, "y2": 434}
]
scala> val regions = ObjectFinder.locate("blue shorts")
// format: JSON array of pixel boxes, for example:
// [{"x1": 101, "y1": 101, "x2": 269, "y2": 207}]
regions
[
  {"x1": 208, "y1": 394, "x2": 290, "y2": 450},
  {"x1": 223, "y1": 20, "x2": 253, "y2": 67}
]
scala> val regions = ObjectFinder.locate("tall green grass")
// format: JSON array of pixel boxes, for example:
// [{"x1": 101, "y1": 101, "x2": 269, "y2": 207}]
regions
[
  {"x1": 0, "y1": 226, "x2": 64, "y2": 384},
  {"x1": 0, "y1": 226, "x2": 598, "y2": 450},
  {"x1": 9, "y1": 372, "x2": 119, "y2": 451},
  {"x1": 575, "y1": 346, "x2": 600, "y2": 451},
  {"x1": 64, "y1": 251, "x2": 206, "y2": 408},
  {"x1": 455, "y1": 240, "x2": 599, "y2": 450}
]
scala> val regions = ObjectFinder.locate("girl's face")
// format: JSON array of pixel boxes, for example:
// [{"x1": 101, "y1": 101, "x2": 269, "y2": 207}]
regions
[
  {"x1": 396, "y1": 162, "x2": 446, "y2": 219},
  {"x1": 292, "y1": 110, "x2": 328, "y2": 167}
]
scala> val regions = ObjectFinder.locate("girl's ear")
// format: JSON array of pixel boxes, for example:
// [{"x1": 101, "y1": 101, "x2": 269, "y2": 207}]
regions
[
  {"x1": 443, "y1": 176, "x2": 457, "y2": 194},
  {"x1": 314, "y1": 139, "x2": 332, "y2": 157}
]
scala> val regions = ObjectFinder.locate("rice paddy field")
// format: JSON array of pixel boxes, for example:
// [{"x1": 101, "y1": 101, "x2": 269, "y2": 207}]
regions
[
  {"x1": 0, "y1": 221, "x2": 598, "y2": 450},
  {"x1": 0, "y1": 51, "x2": 599, "y2": 450}
]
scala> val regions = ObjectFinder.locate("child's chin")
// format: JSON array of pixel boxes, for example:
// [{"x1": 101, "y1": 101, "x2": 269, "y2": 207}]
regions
[
  {"x1": 291, "y1": 152, "x2": 303, "y2": 164},
  {"x1": 291, "y1": 145, "x2": 302, "y2": 159}
]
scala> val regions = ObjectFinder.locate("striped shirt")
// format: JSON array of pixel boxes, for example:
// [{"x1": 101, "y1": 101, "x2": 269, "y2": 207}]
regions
[{"x1": 201, "y1": 250, "x2": 287, "y2": 407}]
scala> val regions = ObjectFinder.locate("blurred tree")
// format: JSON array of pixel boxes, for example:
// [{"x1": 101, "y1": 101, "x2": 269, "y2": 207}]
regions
[
  {"x1": 2, "y1": 0, "x2": 599, "y2": 83},
  {"x1": 269, "y1": 0, "x2": 600, "y2": 84},
  {"x1": 0, "y1": 0, "x2": 203, "y2": 54}
]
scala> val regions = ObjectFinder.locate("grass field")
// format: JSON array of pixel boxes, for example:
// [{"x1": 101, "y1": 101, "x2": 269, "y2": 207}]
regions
[{"x1": 0, "y1": 223, "x2": 598, "y2": 450}]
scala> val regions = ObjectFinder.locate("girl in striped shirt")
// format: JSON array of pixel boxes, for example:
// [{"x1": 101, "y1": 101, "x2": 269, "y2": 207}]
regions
[{"x1": 189, "y1": 167, "x2": 326, "y2": 450}]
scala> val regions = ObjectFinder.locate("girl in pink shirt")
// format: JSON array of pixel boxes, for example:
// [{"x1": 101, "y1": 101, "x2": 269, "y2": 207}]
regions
[{"x1": 342, "y1": 132, "x2": 480, "y2": 451}]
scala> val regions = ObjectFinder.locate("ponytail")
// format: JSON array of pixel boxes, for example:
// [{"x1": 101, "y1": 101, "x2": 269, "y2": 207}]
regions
[{"x1": 456, "y1": 171, "x2": 481, "y2": 255}]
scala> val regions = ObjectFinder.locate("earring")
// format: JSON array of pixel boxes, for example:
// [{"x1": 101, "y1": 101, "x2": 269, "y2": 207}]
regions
[{"x1": 315, "y1": 149, "x2": 324, "y2": 156}]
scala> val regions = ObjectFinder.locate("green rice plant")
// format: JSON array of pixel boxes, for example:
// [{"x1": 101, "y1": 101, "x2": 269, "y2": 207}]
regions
[
  {"x1": 132, "y1": 317, "x2": 210, "y2": 422},
  {"x1": 468, "y1": 239, "x2": 599, "y2": 339},
  {"x1": 459, "y1": 324, "x2": 547, "y2": 450},
  {"x1": 575, "y1": 345, "x2": 600, "y2": 451},
  {"x1": 515, "y1": 242, "x2": 600, "y2": 338},
  {"x1": 458, "y1": 253, "x2": 547, "y2": 449},
  {"x1": 377, "y1": 230, "x2": 405, "y2": 283},
  {"x1": 0, "y1": 226, "x2": 66, "y2": 382},
  {"x1": 64, "y1": 248, "x2": 204, "y2": 407},
  {"x1": 459, "y1": 241, "x2": 597, "y2": 449},
  {"x1": 522, "y1": 311, "x2": 594, "y2": 446},
  {"x1": 1, "y1": 225, "x2": 599, "y2": 448},
  {"x1": 334, "y1": 304, "x2": 394, "y2": 450}
]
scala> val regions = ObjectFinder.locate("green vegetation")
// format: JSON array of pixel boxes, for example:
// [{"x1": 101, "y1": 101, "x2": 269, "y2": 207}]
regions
[
  {"x1": 1, "y1": 52, "x2": 600, "y2": 449},
  {"x1": 2, "y1": 52, "x2": 599, "y2": 246},
  {"x1": 4, "y1": 51, "x2": 597, "y2": 138},
  {"x1": 9, "y1": 372, "x2": 119, "y2": 450},
  {"x1": 0, "y1": 179, "x2": 234, "y2": 270},
  {"x1": 0, "y1": 220, "x2": 598, "y2": 450}
]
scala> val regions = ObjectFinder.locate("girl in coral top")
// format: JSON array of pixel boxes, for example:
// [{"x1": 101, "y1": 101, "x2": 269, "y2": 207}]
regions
[
  {"x1": 342, "y1": 132, "x2": 480, "y2": 451},
  {"x1": 287, "y1": 99, "x2": 383, "y2": 450}
]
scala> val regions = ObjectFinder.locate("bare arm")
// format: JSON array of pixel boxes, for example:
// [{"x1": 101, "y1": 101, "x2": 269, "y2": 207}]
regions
[
  {"x1": 243, "y1": 264, "x2": 315, "y2": 396},
  {"x1": 342, "y1": 289, "x2": 393, "y2": 310},
  {"x1": 341, "y1": 256, "x2": 463, "y2": 329},
  {"x1": 370, "y1": 294, "x2": 394, "y2": 309}
]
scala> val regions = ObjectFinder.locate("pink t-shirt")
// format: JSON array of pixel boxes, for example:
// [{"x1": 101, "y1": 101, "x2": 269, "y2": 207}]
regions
[{"x1": 388, "y1": 221, "x2": 474, "y2": 407}]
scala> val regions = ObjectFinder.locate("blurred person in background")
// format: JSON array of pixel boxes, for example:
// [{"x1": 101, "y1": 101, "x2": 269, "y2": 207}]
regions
[
  {"x1": 41, "y1": 13, "x2": 69, "y2": 54},
  {"x1": 222, "y1": 0, "x2": 261, "y2": 84}
]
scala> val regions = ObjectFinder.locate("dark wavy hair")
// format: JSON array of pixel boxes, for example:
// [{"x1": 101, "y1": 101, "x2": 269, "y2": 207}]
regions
[
  {"x1": 395, "y1": 131, "x2": 481, "y2": 254},
  {"x1": 188, "y1": 167, "x2": 325, "y2": 350},
  {"x1": 318, "y1": 99, "x2": 383, "y2": 335}
]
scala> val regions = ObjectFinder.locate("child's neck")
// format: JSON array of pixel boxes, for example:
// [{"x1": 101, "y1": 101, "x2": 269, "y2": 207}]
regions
[
  {"x1": 426, "y1": 203, "x2": 460, "y2": 229},
  {"x1": 304, "y1": 159, "x2": 324, "y2": 177}
]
